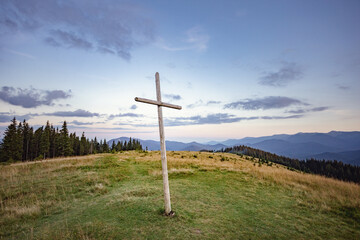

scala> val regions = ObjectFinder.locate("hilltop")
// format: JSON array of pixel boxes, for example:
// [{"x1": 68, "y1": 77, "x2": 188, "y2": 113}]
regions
[
  {"x1": 109, "y1": 131, "x2": 360, "y2": 165},
  {"x1": 1, "y1": 151, "x2": 359, "y2": 239}
]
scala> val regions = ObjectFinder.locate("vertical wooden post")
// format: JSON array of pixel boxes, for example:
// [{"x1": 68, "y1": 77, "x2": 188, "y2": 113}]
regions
[
  {"x1": 135, "y1": 72, "x2": 181, "y2": 215},
  {"x1": 155, "y1": 72, "x2": 172, "y2": 215}
]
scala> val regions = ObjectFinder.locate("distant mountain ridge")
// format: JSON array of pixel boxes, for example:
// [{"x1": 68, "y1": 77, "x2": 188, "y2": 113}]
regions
[
  {"x1": 108, "y1": 131, "x2": 360, "y2": 166},
  {"x1": 107, "y1": 137, "x2": 228, "y2": 152}
]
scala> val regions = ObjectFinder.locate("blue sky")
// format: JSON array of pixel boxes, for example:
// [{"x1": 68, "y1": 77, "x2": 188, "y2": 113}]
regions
[{"x1": 0, "y1": 0, "x2": 359, "y2": 142}]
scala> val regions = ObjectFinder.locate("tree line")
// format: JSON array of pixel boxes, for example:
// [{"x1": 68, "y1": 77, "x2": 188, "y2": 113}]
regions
[
  {"x1": 0, "y1": 118, "x2": 143, "y2": 162},
  {"x1": 222, "y1": 145, "x2": 360, "y2": 183}
]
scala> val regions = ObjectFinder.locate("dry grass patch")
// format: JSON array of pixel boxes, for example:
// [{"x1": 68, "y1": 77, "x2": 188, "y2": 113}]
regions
[
  {"x1": 0, "y1": 154, "x2": 114, "y2": 225},
  {"x1": 129, "y1": 151, "x2": 360, "y2": 212}
]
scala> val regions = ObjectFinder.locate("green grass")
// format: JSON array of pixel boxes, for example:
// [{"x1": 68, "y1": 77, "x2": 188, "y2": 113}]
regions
[{"x1": 0, "y1": 152, "x2": 359, "y2": 239}]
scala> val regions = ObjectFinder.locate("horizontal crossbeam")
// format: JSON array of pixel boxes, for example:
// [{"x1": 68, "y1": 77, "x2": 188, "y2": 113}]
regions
[{"x1": 135, "y1": 97, "x2": 182, "y2": 110}]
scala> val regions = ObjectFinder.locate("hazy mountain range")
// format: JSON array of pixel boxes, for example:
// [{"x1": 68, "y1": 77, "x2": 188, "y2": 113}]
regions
[{"x1": 108, "y1": 131, "x2": 360, "y2": 166}]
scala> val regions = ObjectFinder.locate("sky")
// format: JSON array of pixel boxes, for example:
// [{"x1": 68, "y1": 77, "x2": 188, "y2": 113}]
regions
[{"x1": 0, "y1": 0, "x2": 359, "y2": 143}]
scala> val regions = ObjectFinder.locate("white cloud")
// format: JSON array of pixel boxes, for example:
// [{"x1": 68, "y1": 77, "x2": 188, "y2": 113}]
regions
[{"x1": 185, "y1": 26, "x2": 209, "y2": 51}]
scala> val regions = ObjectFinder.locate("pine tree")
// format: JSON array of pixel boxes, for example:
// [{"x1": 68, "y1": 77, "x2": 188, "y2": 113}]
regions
[
  {"x1": 103, "y1": 139, "x2": 109, "y2": 153},
  {"x1": 80, "y1": 132, "x2": 86, "y2": 155},
  {"x1": 49, "y1": 125, "x2": 57, "y2": 158},
  {"x1": 59, "y1": 121, "x2": 72, "y2": 156},
  {"x1": 28, "y1": 127, "x2": 34, "y2": 160},
  {"x1": 21, "y1": 120, "x2": 31, "y2": 161},
  {"x1": 33, "y1": 127, "x2": 43, "y2": 158},
  {"x1": 0, "y1": 118, "x2": 23, "y2": 162},
  {"x1": 111, "y1": 141, "x2": 116, "y2": 152},
  {"x1": 99, "y1": 139, "x2": 103, "y2": 153},
  {"x1": 70, "y1": 133, "x2": 80, "y2": 156},
  {"x1": 89, "y1": 139, "x2": 94, "y2": 154},
  {"x1": 17, "y1": 121, "x2": 24, "y2": 160},
  {"x1": 40, "y1": 121, "x2": 51, "y2": 159},
  {"x1": 93, "y1": 137, "x2": 99, "y2": 154}
]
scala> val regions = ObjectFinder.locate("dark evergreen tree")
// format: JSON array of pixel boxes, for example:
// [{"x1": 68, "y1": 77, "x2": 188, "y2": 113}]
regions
[
  {"x1": 21, "y1": 120, "x2": 32, "y2": 161},
  {"x1": 17, "y1": 121, "x2": 24, "y2": 160},
  {"x1": 89, "y1": 139, "x2": 94, "y2": 154},
  {"x1": 93, "y1": 137, "x2": 99, "y2": 154},
  {"x1": 51, "y1": 127, "x2": 60, "y2": 158},
  {"x1": 80, "y1": 132, "x2": 87, "y2": 155},
  {"x1": 33, "y1": 127, "x2": 43, "y2": 159},
  {"x1": 28, "y1": 127, "x2": 34, "y2": 160},
  {"x1": 40, "y1": 121, "x2": 51, "y2": 159},
  {"x1": 59, "y1": 121, "x2": 72, "y2": 156},
  {"x1": 0, "y1": 118, "x2": 23, "y2": 162},
  {"x1": 99, "y1": 139, "x2": 103, "y2": 153},
  {"x1": 69, "y1": 133, "x2": 79, "y2": 156},
  {"x1": 103, "y1": 139, "x2": 109, "y2": 153},
  {"x1": 116, "y1": 141, "x2": 122, "y2": 151},
  {"x1": 111, "y1": 141, "x2": 116, "y2": 152}
]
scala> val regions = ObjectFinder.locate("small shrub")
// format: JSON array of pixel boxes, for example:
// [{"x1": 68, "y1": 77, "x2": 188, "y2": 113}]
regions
[
  {"x1": 193, "y1": 154, "x2": 198, "y2": 158},
  {"x1": 35, "y1": 154, "x2": 44, "y2": 161},
  {"x1": 208, "y1": 156, "x2": 213, "y2": 159},
  {"x1": 220, "y1": 156, "x2": 228, "y2": 162}
]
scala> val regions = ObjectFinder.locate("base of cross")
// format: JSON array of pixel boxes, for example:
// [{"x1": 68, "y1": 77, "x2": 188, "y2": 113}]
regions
[{"x1": 163, "y1": 210, "x2": 176, "y2": 217}]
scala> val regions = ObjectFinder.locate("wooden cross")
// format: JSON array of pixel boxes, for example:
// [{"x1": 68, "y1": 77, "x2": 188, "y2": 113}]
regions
[{"x1": 135, "y1": 72, "x2": 181, "y2": 215}]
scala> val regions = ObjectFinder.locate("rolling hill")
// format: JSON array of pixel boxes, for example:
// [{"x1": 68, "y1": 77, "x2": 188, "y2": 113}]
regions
[
  {"x1": 1, "y1": 152, "x2": 359, "y2": 239},
  {"x1": 108, "y1": 131, "x2": 360, "y2": 166}
]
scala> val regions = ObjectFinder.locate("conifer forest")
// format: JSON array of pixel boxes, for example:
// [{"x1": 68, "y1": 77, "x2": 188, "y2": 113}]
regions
[{"x1": 0, "y1": 118, "x2": 142, "y2": 162}]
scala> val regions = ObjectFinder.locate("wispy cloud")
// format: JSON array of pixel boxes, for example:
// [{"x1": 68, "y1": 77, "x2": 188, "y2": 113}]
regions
[
  {"x1": 187, "y1": 100, "x2": 204, "y2": 108},
  {"x1": 166, "y1": 113, "x2": 247, "y2": 126},
  {"x1": 0, "y1": 0, "x2": 154, "y2": 60},
  {"x1": 44, "y1": 109, "x2": 99, "y2": 117},
  {"x1": 67, "y1": 125, "x2": 133, "y2": 131},
  {"x1": 207, "y1": 101, "x2": 221, "y2": 105},
  {"x1": 108, "y1": 113, "x2": 144, "y2": 120},
  {"x1": 336, "y1": 84, "x2": 350, "y2": 90},
  {"x1": 185, "y1": 26, "x2": 209, "y2": 51},
  {"x1": 187, "y1": 100, "x2": 222, "y2": 108},
  {"x1": 163, "y1": 94, "x2": 181, "y2": 101},
  {"x1": 259, "y1": 62, "x2": 303, "y2": 87},
  {"x1": 45, "y1": 29, "x2": 93, "y2": 50},
  {"x1": 68, "y1": 120, "x2": 97, "y2": 126},
  {"x1": 224, "y1": 96, "x2": 307, "y2": 110},
  {"x1": 260, "y1": 115, "x2": 303, "y2": 120},
  {"x1": 3, "y1": 48, "x2": 36, "y2": 59},
  {"x1": 130, "y1": 105, "x2": 137, "y2": 110},
  {"x1": 157, "y1": 26, "x2": 209, "y2": 52},
  {"x1": 287, "y1": 106, "x2": 329, "y2": 114},
  {"x1": 0, "y1": 86, "x2": 71, "y2": 108},
  {"x1": 163, "y1": 113, "x2": 304, "y2": 126},
  {"x1": 111, "y1": 111, "x2": 305, "y2": 128},
  {"x1": 0, "y1": 112, "x2": 36, "y2": 122}
]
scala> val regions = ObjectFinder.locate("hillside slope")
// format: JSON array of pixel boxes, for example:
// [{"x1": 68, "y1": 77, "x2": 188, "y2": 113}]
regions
[
  {"x1": 307, "y1": 150, "x2": 360, "y2": 166},
  {"x1": 108, "y1": 131, "x2": 360, "y2": 165},
  {"x1": 2, "y1": 152, "x2": 358, "y2": 239}
]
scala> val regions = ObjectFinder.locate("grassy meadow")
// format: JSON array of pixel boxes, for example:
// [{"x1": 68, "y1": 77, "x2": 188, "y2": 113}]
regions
[{"x1": 0, "y1": 151, "x2": 359, "y2": 239}]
